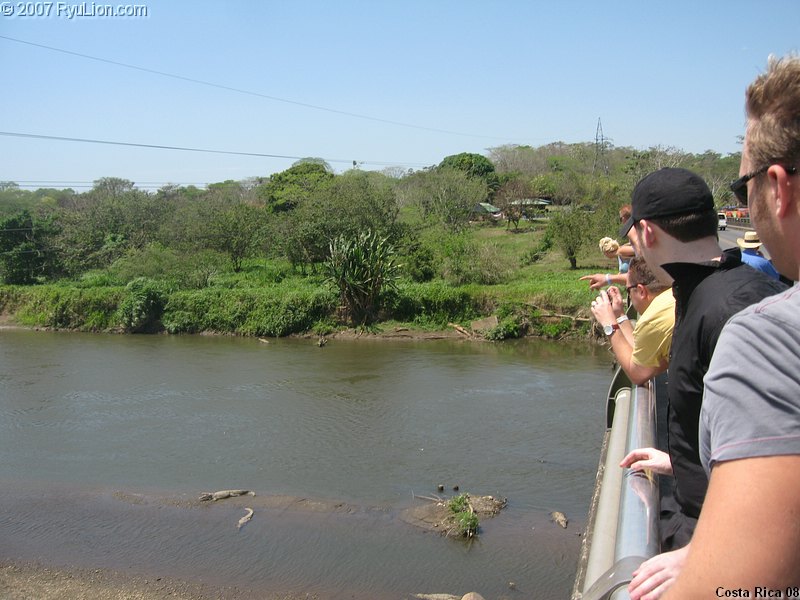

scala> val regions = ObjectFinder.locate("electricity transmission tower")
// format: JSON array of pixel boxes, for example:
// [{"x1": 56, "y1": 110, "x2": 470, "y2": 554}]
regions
[{"x1": 592, "y1": 117, "x2": 610, "y2": 176}]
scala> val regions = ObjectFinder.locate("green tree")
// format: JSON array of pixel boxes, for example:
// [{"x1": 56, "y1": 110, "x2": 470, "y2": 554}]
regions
[
  {"x1": 397, "y1": 168, "x2": 487, "y2": 232},
  {"x1": 0, "y1": 184, "x2": 34, "y2": 219},
  {"x1": 440, "y1": 152, "x2": 499, "y2": 196},
  {"x1": 622, "y1": 145, "x2": 689, "y2": 189},
  {"x1": 586, "y1": 177, "x2": 627, "y2": 244},
  {"x1": 487, "y1": 144, "x2": 549, "y2": 175},
  {"x1": 206, "y1": 202, "x2": 269, "y2": 272},
  {"x1": 257, "y1": 160, "x2": 334, "y2": 212},
  {"x1": 688, "y1": 150, "x2": 741, "y2": 206},
  {"x1": 282, "y1": 170, "x2": 399, "y2": 272},
  {"x1": 91, "y1": 177, "x2": 135, "y2": 197},
  {"x1": 55, "y1": 186, "x2": 170, "y2": 275},
  {"x1": 439, "y1": 152, "x2": 496, "y2": 180},
  {"x1": 163, "y1": 180, "x2": 269, "y2": 272},
  {"x1": 546, "y1": 207, "x2": 592, "y2": 269},
  {"x1": 0, "y1": 210, "x2": 60, "y2": 283}
]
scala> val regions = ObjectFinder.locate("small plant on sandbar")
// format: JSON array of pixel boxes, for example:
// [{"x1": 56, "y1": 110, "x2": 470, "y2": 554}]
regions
[{"x1": 448, "y1": 493, "x2": 479, "y2": 538}]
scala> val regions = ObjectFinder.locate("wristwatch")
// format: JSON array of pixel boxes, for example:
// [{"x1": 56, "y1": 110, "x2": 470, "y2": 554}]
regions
[{"x1": 603, "y1": 323, "x2": 620, "y2": 336}]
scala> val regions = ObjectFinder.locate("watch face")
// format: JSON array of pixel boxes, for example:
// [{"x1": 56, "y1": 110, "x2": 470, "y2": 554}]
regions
[{"x1": 603, "y1": 324, "x2": 614, "y2": 336}]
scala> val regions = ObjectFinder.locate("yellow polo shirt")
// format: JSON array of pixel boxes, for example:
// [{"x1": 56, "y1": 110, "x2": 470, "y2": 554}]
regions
[{"x1": 631, "y1": 288, "x2": 675, "y2": 369}]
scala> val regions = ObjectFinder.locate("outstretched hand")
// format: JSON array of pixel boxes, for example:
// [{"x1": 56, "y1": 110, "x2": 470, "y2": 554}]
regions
[
  {"x1": 620, "y1": 447, "x2": 673, "y2": 476},
  {"x1": 579, "y1": 273, "x2": 607, "y2": 290}
]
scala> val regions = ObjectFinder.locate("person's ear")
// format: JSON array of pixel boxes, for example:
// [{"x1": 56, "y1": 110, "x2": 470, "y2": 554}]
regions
[
  {"x1": 768, "y1": 164, "x2": 797, "y2": 219},
  {"x1": 638, "y1": 219, "x2": 656, "y2": 248}
]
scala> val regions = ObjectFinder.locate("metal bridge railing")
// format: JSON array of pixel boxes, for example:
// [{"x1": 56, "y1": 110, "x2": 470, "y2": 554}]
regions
[{"x1": 572, "y1": 368, "x2": 660, "y2": 600}]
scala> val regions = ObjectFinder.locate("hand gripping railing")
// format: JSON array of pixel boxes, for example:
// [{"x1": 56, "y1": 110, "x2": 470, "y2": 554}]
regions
[{"x1": 572, "y1": 368, "x2": 660, "y2": 600}]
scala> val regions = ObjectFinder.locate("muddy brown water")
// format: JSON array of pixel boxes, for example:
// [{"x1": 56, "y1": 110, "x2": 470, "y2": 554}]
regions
[{"x1": 0, "y1": 329, "x2": 612, "y2": 599}]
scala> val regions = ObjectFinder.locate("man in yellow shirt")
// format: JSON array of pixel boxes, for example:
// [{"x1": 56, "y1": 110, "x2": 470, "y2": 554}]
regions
[{"x1": 590, "y1": 256, "x2": 674, "y2": 385}]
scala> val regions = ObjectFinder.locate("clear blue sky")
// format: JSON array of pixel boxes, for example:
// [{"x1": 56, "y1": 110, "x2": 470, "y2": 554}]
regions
[{"x1": 1, "y1": 0, "x2": 798, "y2": 190}]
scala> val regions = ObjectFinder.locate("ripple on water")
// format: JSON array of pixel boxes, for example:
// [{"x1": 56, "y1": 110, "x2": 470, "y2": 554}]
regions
[{"x1": 0, "y1": 332, "x2": 611, "y2": 598}]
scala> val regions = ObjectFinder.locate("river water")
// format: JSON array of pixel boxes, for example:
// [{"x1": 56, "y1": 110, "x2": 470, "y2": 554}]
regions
[{"x1": 0, "y1": 329, "x2": 612, "y2": 599}]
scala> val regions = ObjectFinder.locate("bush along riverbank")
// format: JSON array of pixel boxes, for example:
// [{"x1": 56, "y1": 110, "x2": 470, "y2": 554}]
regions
[{"x1": 0, "y1": 270, "x2": 597, "y2": 341}]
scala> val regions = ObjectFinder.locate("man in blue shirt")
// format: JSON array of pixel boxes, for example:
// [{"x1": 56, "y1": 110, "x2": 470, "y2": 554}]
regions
[{"x1": 737, "y1": 230, "x2": 781, "y2": 280}]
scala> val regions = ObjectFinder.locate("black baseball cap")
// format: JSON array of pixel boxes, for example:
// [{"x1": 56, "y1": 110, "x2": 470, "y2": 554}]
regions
[{"x1": 619, "y1": 168, "x2": 714, "y2": 237}]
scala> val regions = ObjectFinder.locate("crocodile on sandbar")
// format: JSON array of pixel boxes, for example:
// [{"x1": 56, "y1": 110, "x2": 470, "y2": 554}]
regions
[
  {"x1": 237, "y1": 508, "x2": 254, "y2": 529},
  {"x1": 198, "y1": 489, "x2": 255, "y2": 502}
]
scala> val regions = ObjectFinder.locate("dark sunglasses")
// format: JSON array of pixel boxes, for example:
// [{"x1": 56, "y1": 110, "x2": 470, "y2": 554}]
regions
[
  {"x1": 730, "y1": 164, "x2": 798, "y2": 207},
  {"x1": 626, "y1": 284, "x2": 639, "y2": 295}
]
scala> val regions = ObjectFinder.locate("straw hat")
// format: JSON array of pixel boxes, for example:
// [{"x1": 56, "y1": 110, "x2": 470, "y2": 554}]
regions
[{"x1": 737, "y1": 231, "x2": 762, "y2": 250}]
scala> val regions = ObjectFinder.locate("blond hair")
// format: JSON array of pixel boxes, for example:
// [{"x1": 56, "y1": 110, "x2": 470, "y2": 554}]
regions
[{"x1": 599, "y1": 237, "x2": 620, "y2": 254}]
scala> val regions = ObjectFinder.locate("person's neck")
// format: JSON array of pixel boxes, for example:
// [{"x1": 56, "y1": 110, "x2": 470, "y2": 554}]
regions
[{"x1": 658, "y1": 237, "x2": 723, "y2": 266}]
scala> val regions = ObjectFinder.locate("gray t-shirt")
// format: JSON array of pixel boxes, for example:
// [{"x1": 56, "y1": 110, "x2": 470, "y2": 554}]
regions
[{"x1": 700, "y1": 284, "x2": 800, "y2": 472}]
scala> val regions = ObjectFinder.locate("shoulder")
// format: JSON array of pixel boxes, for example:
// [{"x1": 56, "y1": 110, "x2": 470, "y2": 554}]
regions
[
  {"x1": 723, "y1": 261, "x2": 784, "y2": 291},
  {"x1": 727, "y1": 283, "x2": 800, "y2": 328},
  {"x1": 650, "y1": 288, "x2": 675, "y2": 310},
  {"x1": 639, "y1": 289, "x2": 675, "y2": 325},
  {"x1": 698, "y1": 264, "x2": 786, "y2": 322},
  {"x1": 701, "y1": 285, "x2": 800, "y2": 469},
  {"x1": 710, "y1": 285, "x2": 799, "y2": 357}
]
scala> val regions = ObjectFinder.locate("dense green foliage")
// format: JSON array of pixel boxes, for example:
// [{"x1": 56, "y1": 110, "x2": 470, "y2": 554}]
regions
[
  {"x1": 0, "y1": 284, "x2": 123, "y2": 330},
  {"x1": 0, "y1": 142, "x2": 741, "y2": 337},
  {"x1": 117, "y1": 277, "x2": 168, "y2": 333},
  {"x1": 162, "y1": 286, "x2": 336, "y2": 336},
  {"x1": 0, "y1": 210, "x2": 60, "y2": 283}
]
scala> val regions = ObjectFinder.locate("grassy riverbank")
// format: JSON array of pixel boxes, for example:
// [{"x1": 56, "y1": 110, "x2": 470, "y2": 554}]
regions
[
  {"x1": 0, "y1": 264, "x2": 603, "y2": 340},
  {"x1": 0, "y1": 225, "x2": 613, "y2": 340}
]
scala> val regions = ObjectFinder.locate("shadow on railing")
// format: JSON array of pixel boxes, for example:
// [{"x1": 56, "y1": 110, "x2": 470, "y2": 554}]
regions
[{"x1": 571, "y1": 366, "x2": 660, "y2": 600}]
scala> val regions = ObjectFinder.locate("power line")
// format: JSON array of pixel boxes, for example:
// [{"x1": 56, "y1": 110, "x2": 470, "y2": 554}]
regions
[
  {"x1": 0, "y1": 130, "x2": 429, "y2": 168},
  {"x1": 8, "y1": 181, "x2": 210, "y2": 190},
  {"x1": 0, "y1": 34, "x2": 517, "y2": 142},
  {"x1": 9, "y1": 180, "x2": 204, "y2": 185}
]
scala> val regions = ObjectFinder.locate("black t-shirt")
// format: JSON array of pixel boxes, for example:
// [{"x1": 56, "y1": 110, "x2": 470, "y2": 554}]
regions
[{"x1": 662, "y1": 248, "x2": 787, "y2": 520}]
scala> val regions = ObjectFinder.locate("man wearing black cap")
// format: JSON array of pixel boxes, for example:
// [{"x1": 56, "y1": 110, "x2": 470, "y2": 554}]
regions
[
  {"x1": 664, "y1": 53, "x2": 800, "y2": 599},
  {"x1": 616, "y1": 167, "x2": 786, "y2": 599}
]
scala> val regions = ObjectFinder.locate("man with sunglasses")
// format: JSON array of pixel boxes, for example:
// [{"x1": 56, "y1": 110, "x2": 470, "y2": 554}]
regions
[
  {"x1": 590, "y1": 256, "x2": 674, "y2": 386},
  {"x1": 617, "y1": 167, "x2": 786, "y2": 599},
  {"x1": 664, "y1": 54, "x2": 800, "y2": 598}
]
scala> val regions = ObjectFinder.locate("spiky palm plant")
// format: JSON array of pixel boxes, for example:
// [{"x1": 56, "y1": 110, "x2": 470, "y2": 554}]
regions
[{"x1": 323, "y1": 231, "x2": 400, "y2": 325}]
